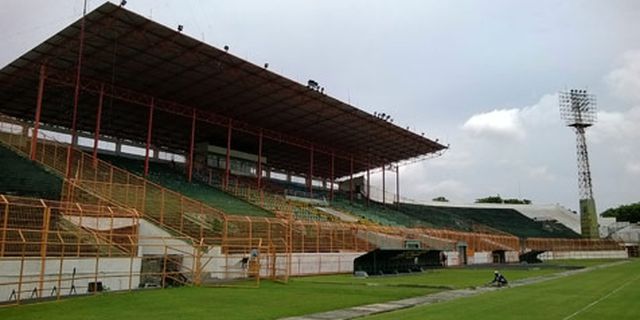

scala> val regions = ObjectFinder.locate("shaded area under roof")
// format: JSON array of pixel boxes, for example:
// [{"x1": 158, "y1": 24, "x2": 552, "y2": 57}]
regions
[{"x1": 0, "y1": 2, "x2": 446, "y2": 179}]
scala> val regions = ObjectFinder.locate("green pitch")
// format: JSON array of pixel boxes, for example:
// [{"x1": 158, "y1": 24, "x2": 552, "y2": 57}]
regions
[
  {"x1": 0, "y1": 260, "x2": 627, "y2": 320},
  {"x1": 367, "y1": 259, "x2": 640, "y2": 320}
]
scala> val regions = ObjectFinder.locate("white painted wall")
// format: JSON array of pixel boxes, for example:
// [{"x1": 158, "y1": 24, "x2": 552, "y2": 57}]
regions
[
  {"x1": 505, "y1": 251, "x2": 520, "y2": 263},
  {"x1": 63, "y1": 216, "x2": 138, "y2": 231},
  {"x1": 0, "y1": 257, "x2": 140, "y2": 303},
  {"x1": 288, "y1": 252, "x2": 364, "y2": 275},
  {"x1": 445, "y1": 251, "x2": 459, "y2": 266},
  {"x1": 539, "y1": 250, "x2": 628, "y2": 260},
  {"x1": 473, "y1": 252, "x2": 492, "y2": 264}
]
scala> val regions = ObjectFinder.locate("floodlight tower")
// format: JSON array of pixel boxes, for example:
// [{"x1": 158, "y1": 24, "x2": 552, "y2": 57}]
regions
[{"x1": 559, "y1": 89, "x2": 599, "y2": 238}]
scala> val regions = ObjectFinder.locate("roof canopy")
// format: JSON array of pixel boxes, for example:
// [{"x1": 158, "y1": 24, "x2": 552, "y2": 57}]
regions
[{"x1": 0, "y1": 2, "x2": 446, "y2": 179}]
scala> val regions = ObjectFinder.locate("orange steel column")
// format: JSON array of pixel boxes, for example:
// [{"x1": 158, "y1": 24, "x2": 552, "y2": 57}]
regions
[
  {"x1": 349, "y1": 156, "x2": 354, "y2": 203},
  {"x1": 382, "y1": 164, "x2": 386, "y2": 205},
  {"x1": 0, "y1": 196, "x2": 8, "y2": 257},
  {"x1": 30, "y1": 64, "x2": 47, "y2": 160},
  {"x1": 65, "y1": 8, "x2": 86, "y2": 177},
  {"x1": 257, "y1": 129, "x2": 263, "y2": 189},
  {"x1": 187, "y1": 109, "x2": 197, "y2": 182},
  {"x1": 38, "y1": 206, "x2": 51, "y2": 297},
  {"x1": 224, "y1": 119, "x2": 232, "y2": 189},
  {"x1": 366, "y1": 163, "x2": 370, "y2": 208},
  {"x1": 396, "y1": 164, "x2": 400, "y2": 208},
  {"x1": 329, "y1": 152, "x2": 335, "y2": 202},
  {"x1": 309, "y1": 146, "x2": 314, "y2": 196},
  {"x1": 92, "y1": 85, "x2": 105, "y2": 166},
  {"x1": 144, "y1": 98, "x2": 154, "y2": 177}
]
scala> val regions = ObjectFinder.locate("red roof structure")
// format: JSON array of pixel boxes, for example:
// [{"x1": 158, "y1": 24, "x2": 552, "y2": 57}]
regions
[{"x1": 0, "y1": 2, "x2": 446, "y2": 180}]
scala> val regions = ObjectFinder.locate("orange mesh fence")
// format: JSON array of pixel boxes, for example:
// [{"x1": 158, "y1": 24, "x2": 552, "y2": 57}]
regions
[
  {"x1": 0, "y1": 115, "x2": 627, "y2": 257},
  {"x1": 525, "y1": 238, "x2": 622, "y2": 251},
  {"x1": 0, "y1": 195, "x2": 139, "y2": 258},
  {"x1": 0, "y1": 116, "x2": 227, "y2": 242}
]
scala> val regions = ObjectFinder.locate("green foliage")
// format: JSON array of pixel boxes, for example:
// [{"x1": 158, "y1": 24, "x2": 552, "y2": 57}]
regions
[
  {"x1": 602, "y1": 202, "x2": 640, "y2": 222},
  {"x1": 504, "y1": 198, "x2": 532, "y2": 205},
  {"x1": 432, "y1": 196, "x2": 449, "y2": 202},
  {"x1": 475, "y1": 195, "x2": 531, "y2": 204},
  {"x1": 475, "y1": 195, "x2": 504, "y2": 203}
]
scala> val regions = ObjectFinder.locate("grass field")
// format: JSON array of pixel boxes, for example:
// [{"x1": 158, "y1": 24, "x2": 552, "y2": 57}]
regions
[
  {"x1": 0, "y1": 260, "x2": 629, "y2": 320},
  {"x1": 367, "y1": 259, "x2": 640, "y2": 320}
]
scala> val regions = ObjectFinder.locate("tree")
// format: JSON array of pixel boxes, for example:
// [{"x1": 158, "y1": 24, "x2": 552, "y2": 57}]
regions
[
  {"x1": 432, "y1": 196, "x2": 449, "y2": 202},
  {"x1": 475, "y1": 195, "x2": 503, "y2": 204},
  {"x1": 602, "y1": 202, "x2": 640, "y2": 223},
  {"x1": 475, "y1": 195, "x2": 532, "y2": 204}
]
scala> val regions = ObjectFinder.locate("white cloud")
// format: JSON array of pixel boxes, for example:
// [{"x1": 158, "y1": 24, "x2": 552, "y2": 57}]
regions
[
  {"x1": 462, "y1": 108, "x2": 525, "y2": 140},
  {"x1": 591, "y1": 106, "x2": 640, "y2": 143},
  {"x1": 461, "y1": 93, "x2": 561, "y2": 142},
  {"x1": 606, "y1": 50, "x2": 640, "y2": 104}
]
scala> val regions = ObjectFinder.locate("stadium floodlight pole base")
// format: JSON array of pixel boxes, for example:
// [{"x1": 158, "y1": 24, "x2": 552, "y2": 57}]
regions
[{"x1": 579, "y1": 198, "x2": 599, "y2": 239}]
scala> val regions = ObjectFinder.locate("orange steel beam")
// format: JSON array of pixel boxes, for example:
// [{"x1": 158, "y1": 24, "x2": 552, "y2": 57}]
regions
[{"x1": 41, "y1": 70, "x2": 396, "y2": 172}]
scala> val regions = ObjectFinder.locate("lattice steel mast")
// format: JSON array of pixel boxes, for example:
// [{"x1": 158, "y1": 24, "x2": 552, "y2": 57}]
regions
[{"x1": 559, "y1": 89, "x2": 599, "y2": 238}]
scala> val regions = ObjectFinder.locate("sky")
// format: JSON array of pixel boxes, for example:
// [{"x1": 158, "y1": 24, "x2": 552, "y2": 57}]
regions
[{"x1": 1, "y1": 0, "x2": 639, "y2": 212}]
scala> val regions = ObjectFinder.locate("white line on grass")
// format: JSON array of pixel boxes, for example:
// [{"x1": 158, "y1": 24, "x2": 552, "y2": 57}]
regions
[{"x1": 562, "y1": 274, "x2": 640, "y2": 320}]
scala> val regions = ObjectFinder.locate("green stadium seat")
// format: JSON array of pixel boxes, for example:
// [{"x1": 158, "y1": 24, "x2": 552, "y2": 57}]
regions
[
  {"x1": 99, "y1": 155, "x2": 273, "y2": 217},
  {"x1": 0, "y1": 144, "x2": 62, "y2": 199}
]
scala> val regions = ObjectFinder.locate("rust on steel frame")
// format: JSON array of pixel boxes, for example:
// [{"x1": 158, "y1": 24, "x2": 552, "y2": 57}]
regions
[
  {"x1": 0, "y1": 117, "x2": 525, "y2": 255},
  {"x1": 0, "y1": 3, "x2": 623, "y2": 256},
  {"x1": 0, "y1": 2, "x2": 446, "y2": 191},
  {"x1": 0, "y1": 195, "x2": 274, "y2": 306}
]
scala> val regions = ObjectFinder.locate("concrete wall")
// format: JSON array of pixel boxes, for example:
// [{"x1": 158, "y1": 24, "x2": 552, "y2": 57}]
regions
[
  {"x1": 445, "y1": 251, "x2": 459, "y2": 266},
  {"x1": 137, "y1": 220, "x2": 201, "y2": 276},
  {"x1": 505, "y1": 251, "x2": 519, "y2": 263},
  {"x1": 472, "y1": 252, "x2": 491, "y2": 264},
  {"x1": 64, "y1": 216, "x2": 137, "y2": 231},
  {"x1": 202, "y1": 251, "x2": 366, "y2": 280},
  {"x1": 0, "y1": 257, "x2": 141, "y2": 303},
  {"x1": 539, "y1": 250, "x2": 628, "y2": 260},
  {"x1": 468, "y1": 251, "x2": 520, "y2": 264},
  {"x1": 288, "y1": 252, "x2": 364, "y2": 275}
]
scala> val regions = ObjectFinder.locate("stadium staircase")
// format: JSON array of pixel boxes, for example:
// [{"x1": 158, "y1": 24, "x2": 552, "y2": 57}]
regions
[
  {"x1": 0, "y1": 124, "x2": 227, "y2": 243},
  {"x1": 191, "y1": 167, "x2": 337, "y2": 222},
  {"x1": 0, "y1": 197, "x2": 134, "y2": 257},
  {"x1": 0, "y1": 140, "x2": 133, "y2": 257},
  {"x1": 330, "y1": 195, "x2": 424, "y2": 227},
  {"x1": 98, "y1": 155, "x2": 272, "y2": 217}
]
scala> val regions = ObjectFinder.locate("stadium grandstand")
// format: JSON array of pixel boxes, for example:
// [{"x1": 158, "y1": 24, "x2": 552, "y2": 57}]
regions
[{"x1": 0, "y1": 2, "x2": 629, "y2": 305}]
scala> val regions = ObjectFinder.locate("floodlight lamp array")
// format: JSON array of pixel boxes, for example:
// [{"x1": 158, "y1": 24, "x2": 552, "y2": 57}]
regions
[{"x1": 559, "y1": 89, "x2": 597, "y2": 127}]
